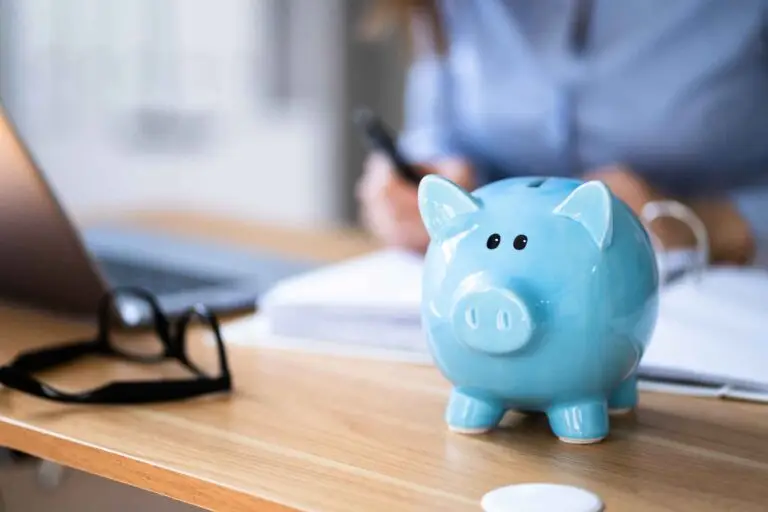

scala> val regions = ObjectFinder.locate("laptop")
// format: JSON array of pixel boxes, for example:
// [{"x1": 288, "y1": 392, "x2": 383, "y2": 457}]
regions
[{"x1": 0, "y1": 103, "x2": 316, "y2": 326}]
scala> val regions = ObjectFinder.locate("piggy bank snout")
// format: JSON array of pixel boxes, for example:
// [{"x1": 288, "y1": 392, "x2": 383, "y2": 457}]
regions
[{"x1": 450, "y1": 287, "x2": 535, "y2": 355}]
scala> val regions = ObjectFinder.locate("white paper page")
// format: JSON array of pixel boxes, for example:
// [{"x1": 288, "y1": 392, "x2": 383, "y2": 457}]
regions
[
  {"x1": 639, "y1": 266, "x2": 768, "y2": 390},
  {"x1": 222, "y1": 315, "x2": 434, "y2": 365},
  {"x1": 260, "y1": 249, "x2": 423, "y2": 315}
]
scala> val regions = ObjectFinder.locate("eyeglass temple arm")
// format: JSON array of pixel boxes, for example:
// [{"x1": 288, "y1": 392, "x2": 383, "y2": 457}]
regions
[
  {"x1": 5, "y1": 340, "x2": 105, "y2": 373},
  {"x1": 0, "y1": 366, "x2": 230, "y2": 404},
  {"x1": 91, "y1": 378, "x2": 232, "y2": 404}
]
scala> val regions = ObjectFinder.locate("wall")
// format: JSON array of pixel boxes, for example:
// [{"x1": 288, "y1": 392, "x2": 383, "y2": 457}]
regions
[{"x1": 0, "y1": 0, "x2": 348, "y2": 230}]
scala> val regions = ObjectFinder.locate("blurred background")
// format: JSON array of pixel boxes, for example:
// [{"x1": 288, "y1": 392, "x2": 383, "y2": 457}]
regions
[
  {"x1": 0, "y1": 0, "x2": 405, "y2": 231},
  {"x1": 0, "y1": 4, "x2": 406, "y2": 506}
]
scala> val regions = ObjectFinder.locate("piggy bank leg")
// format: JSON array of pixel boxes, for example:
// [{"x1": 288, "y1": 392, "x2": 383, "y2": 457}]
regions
[
  {"x1": 446, "y1": 388, "x2": 505, "y2": 434},
  {"x1": 608, "y1": 374, "x2": 638, "y2": 415},
  {"x1": 547, "y1": 400, "x2": 609, "y2": 444}
]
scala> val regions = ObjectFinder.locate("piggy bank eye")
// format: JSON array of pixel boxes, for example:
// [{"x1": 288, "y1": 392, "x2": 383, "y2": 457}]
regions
[
  {"x1": 486, "y1": 233, "x2": 501, "y2": 249},
  {"x1": 513, "y1": 234, "x2": 528, "y2": 250}
]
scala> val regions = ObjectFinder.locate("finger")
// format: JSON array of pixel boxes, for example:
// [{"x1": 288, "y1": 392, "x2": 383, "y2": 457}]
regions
[
  {"x1": 356, "y1": 154, "x2": 393, "y2": 202},
  {"x1": 359, "y1": 202, "x2": 395, "y2": 244},
  {"x1": 398, "y1": 217, "x2": 430, "y2": 252},
  {"x1": 367, "y1": 195, "x2": 414, "y2": 234},
  {"x1": 363, "y1": 202, "x2": 425, "y2": 250},
  {"x1": 360, "y1": 187, "x2": 411, "y2": 235},
  {"x1": 384, "y1": 181, "x2": 421, "y2": 224},
  {"x1": 361, "y1": 185, "x2": 427, "y2": 247},
  {"x1": 357, "y1": 152, "x2": 429, "y2": 205},
  {"x1": 377, "y1": 211, "x2": 428, "y2": 251},
  {"x1": 357, "y1": 180, "x2": 417, "y2": 237}
]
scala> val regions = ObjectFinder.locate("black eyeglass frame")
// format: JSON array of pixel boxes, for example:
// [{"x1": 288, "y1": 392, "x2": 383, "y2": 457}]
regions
[{"x1": 0, "y1": 287, "x2": 232, "y2": 404}]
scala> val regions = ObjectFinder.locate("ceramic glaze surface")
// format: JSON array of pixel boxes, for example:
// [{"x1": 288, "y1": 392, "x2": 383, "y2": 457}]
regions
[{"x1": 417, "y1": 175, "x2": 660, "y2": 443}]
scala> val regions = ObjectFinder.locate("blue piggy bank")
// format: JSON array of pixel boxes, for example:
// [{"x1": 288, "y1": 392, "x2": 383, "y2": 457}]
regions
[{"x1": 417, "y1": 175, "x2": 659, "y2": 444}]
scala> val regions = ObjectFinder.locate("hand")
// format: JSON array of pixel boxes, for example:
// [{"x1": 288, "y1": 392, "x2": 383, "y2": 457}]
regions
[
  {"x1": 355, "y1": 152, "x2": 476, "y2": 253},
  {"x1": 686, "y1": 196, "x2": 756, "y2": 265},
  {"x1": 583, "y1": 165, "x2": 755, "y2": 264},
  {"x1": 581, "y1": 165, "x2": 690, "y2": 246}
]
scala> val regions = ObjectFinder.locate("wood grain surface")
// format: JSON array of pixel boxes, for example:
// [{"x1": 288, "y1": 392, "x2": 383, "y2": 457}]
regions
[{"x1": 0, "y1": 211, "x2": 764, "y2": 511}]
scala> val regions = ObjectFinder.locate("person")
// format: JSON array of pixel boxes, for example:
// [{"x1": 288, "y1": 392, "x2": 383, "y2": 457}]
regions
[{"x1": 355, "y1": 0, "x2": 767, "y2": 265}]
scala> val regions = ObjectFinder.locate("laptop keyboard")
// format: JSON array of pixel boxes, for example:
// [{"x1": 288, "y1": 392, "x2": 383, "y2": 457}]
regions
[{"x1": 96, "y1": 256, "x2": 225, "y2": 296}]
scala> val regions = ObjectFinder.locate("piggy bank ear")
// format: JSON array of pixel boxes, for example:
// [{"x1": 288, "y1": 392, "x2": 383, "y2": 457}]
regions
[
  {"x1": 553, "y1": 180, "x2": 614, "y2": 250},
  {"x1": 418, "y1": 174, "x2": 480, "y2": 239}
]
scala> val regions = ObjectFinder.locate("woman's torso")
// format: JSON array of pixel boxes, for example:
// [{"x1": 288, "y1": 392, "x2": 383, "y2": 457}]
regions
[{"x1": 436, "y1": 0, "x2": 768, "y2": 196}]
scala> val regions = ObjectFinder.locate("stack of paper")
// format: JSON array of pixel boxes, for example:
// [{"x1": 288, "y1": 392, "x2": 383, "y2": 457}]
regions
[
  {"x1": 225, "y1": 247, "x2": 768, "y2": 402},
  {"x1": 638, "y1": 265, "x2": 768, "y2": 402},
  {"x1": 258, "y1": 250, "x2": 426, "y2": 353}
]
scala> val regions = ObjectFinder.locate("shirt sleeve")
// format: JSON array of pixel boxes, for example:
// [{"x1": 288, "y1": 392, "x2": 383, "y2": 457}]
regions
[
  {"x1": 736, "y1": 2, "x2": 768, "y2": 263},
  {"x1": 396, "y1": 8, "x2": 456, "y2": 163},
  {"x1": 397, "y1": 56, "x2": 455, "y2": 162}
]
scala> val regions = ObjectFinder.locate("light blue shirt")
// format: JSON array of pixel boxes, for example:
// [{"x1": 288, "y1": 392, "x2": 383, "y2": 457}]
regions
[{"x1": 398, "y1": 0, "x2": 768, "y2": 241}]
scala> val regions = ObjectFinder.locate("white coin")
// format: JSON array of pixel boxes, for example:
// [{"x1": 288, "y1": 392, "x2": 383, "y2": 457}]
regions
[{"x1": 481, "y1": 483, "x2": 604, "y2": 512}]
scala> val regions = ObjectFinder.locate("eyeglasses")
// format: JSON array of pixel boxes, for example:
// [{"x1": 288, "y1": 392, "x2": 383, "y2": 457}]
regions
[{"x1": 0, "y1": 287, "x2": 232, "y2": 404}]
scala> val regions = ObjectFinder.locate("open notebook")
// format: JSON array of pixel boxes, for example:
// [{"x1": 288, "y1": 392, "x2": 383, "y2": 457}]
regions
[{"x1": 224, "y1": 248, "x2": 768, "y2": 403}]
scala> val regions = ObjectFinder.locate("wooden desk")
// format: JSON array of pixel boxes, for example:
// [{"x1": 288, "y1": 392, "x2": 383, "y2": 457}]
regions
[{"x1": 0, "y1": 212, "x2": 766, "y2": 512}]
